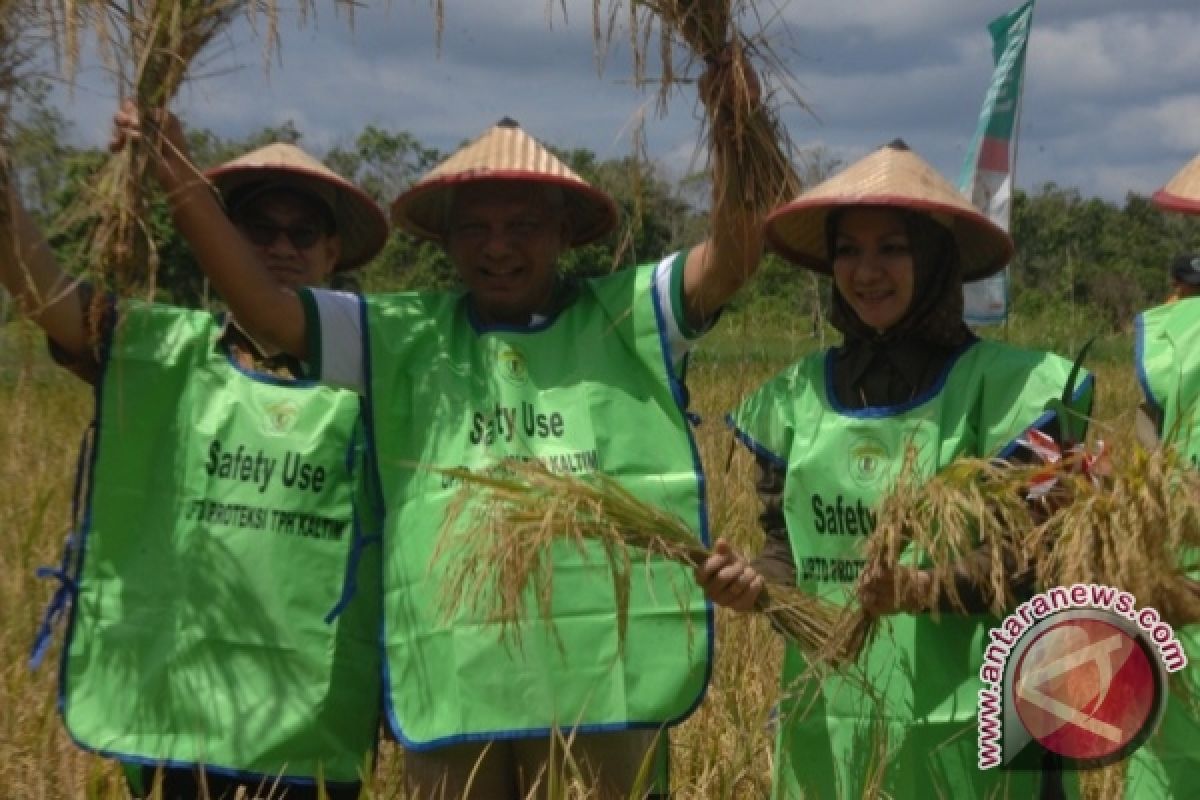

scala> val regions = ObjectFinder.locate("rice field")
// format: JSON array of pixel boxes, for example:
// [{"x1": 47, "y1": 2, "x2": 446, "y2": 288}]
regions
[{"x1": 0, "y1": 311, "x2": 1143, "y2": 798}]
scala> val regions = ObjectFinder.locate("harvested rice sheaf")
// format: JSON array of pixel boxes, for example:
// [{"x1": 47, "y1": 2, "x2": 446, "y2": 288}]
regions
[
  {"x1": 835, "y1": 449, "x2": 1046, "y2": 662},
  {"x1": 591, "y1": 0, "x2": 802, "y2": 218},
  {"x1": 1027, "y1": 446, "x2": 1200, "y2": 627},
  {"x1": 58, "y1": 1, "x2": 360, "y2": 322},
  {"x1": 434, "y1": 459, "x2": 850, "y2": 663}
]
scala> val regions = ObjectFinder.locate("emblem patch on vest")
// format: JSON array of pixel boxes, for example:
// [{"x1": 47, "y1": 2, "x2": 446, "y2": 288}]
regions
[
  {"x1": 498, "y1": 344, "x2": 528, "y2": 386},
  {"x1": 262, "y1": 400, "x2": 300, "y2": 436},
  {"x1": 848, "y1": 435, "x2": 890, "y2": 487}
]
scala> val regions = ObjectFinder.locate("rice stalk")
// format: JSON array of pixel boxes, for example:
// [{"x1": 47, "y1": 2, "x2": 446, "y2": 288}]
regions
[
  {"x1": 838, "y1": 448, "x2": 1046, "y2": 664},
  {"x1": 590, "y1": 0, "x2": 802, "y2": 220},
  {"x1": 1027, "y1": 445, "x2": 1200, "y2": 627},
  {"x1": 1078, "y1": 758, "x2": 1128, "y2": 800},
  {"x1": 433, "y1": 458, "x2": 851, "y2": 663},
  {"x1": 58, "y1": 0, "x2": 365, "y2": 340}
]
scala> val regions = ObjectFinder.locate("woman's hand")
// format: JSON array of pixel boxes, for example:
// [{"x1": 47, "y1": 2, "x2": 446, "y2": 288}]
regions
[
  {"x1": 857, "y1": 564, "x2": 932, "y2": 616},
  {"x1": 694, "y1": 538, "x2": 766, "y2": 612}
]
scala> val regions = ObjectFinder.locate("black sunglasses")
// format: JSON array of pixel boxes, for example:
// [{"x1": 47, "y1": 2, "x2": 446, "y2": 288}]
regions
[{"x1": 239, "y1": 221, "x2": 326, "y2": 250}]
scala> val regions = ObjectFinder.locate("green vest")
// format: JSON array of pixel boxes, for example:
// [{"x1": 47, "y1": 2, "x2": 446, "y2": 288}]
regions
[
  {"x1": 1137, "y1": 299, "x2": 1200, "y2": 464},
  {"x1": 731, "y1": 339, "x2": 1093, "y2": 800},
  {"x1": 56, "y1": 303, "x2": 381, "y2": 785},
  {"x1": 1129, "y1": 300, "x2": 1200, "y2": 799},
  {"x1": 364, "y1": 260, "x2": 711, "y2": 748}
]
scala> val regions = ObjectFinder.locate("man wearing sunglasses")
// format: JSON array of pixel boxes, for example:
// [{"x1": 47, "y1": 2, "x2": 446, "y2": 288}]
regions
[
  {"x1": 112, "y1": 52, "x2": 765, "y2": 798},
  {"x1": 2, "y1": 136, "x2": 388, "y2": 799}
]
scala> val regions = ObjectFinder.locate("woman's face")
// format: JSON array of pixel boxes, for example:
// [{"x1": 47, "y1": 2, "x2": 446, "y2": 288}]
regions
[{"x1": 831, "y1": 207, "x2": 915, "y2": 332}]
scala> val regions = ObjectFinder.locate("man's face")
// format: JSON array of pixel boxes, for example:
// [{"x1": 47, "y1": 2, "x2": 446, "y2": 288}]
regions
[
  {"x1": 233, "y1": 190, "x2": 341, "y2": 289},
  {"x1": 444, "y1": 181, "x2": 570, "y2": 324}
]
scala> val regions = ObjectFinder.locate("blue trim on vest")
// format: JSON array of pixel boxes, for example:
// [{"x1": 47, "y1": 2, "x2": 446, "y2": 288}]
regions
[
  {"x1": 324, "y1": 419, "x2": 380, "y2": 624},
  {"x1": 724, "y1": 416, "x2": 788, "y2": 470},
  {"x1": 55, "y1": 318, "x2": 113, "y2": 719},
  {"x1": 29, "y1": 424, "x2": 92, "y2": 670},
  {"x1": 216, "y1": 313, "x2": 322, "y2": 388},
  {"x1": 822, "y1": 337, "x2": 978, "y2": 418},
  {"x1": 65, "y1": 747, "x2": 347, "y2": 789},
  {"x1": 648, "y1": 258, "x2": 715, "y2": 728},
  {"x1": 360, "y1": 296, "x2": 408, "y2": 744},
  {"x1": 1134, "y1": 312, "x2": 1160, "y2": 417},
  {"x1": 996, "y1": 374, "x2": 1096, "y2": 460}
]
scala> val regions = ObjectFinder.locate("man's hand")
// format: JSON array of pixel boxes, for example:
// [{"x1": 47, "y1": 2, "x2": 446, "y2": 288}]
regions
[
  {"x1": 110, "y1": 99, "x2": 198, "y2": 194},
  {"x1": 694, "y1": 537, "x2": 766, "y2": 612}
]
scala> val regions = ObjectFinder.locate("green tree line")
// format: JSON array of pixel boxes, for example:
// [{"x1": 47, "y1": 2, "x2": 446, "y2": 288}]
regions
[{"x1": 9, "y1": 84, "x2": 1200, "y2": 331}]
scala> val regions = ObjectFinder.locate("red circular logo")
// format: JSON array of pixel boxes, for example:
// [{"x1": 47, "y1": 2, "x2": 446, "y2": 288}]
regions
[{"x1": 1012, "y1": 617, "x2": 1157, "y2": 760}]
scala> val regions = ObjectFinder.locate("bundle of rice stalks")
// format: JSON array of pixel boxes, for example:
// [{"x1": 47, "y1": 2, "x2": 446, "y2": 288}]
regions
[
  {"x1": 836, "y1": 449, "x2": 1045, "y2": 662},
  {"x1": 1026, "y1": 445, "x2": 1200, "y2": 627},
  {"x1": 62, "y1": 1, "x2": 249, "y2": 302},
  {"x1": 590, "y1": 0, "x2": 801, "y2": 218},
  {"x1": 434, "y1": 459, "x2": 853, "y2": 664},
  {"x1": 58, "y1": 1, "x2": 362, "y2": 331}
]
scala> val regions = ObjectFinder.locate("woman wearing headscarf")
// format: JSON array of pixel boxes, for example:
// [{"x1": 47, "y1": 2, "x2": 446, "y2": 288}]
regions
[{"x1": 696, "y1": 140, "x2": 1093, "y2": 799}]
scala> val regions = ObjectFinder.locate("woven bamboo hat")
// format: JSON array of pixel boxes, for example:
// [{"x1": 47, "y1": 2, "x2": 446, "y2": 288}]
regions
[
  {"x1": 1153, "y1": 152, "x2": 1200, "y2": 214},
  {"x1": 390, "y1": 117, "x2": 617, "y2": 247},
  {"x1": 206, "y1": 143, "x2": 389, "y2": 271},
  {"x1": 765, "y1": 140, "x2": 1014, "y2": 282}
]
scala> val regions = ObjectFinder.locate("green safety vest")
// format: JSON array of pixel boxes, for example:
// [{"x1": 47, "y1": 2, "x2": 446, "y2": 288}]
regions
[
  {"x1": 57, "y1": 303, "x2": 381, "y2": 785},
  {"x1": 1138, "y1": 299, "x2": 1200, "y2": 464},
  {"x1": 364, "y1": 259, "x2": 710, "y2": 747},
  {"x1": 1129, "y1": 300, "x2": 1200, "y2": 799},
  {"x1": 730, "y1": 338, "x2": 1092, "y2": 800}
]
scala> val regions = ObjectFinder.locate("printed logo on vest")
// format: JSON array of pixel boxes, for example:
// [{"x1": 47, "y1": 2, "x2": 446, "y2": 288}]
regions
[
  {"x1": 498, "y1": 344, "x2": 528, "y2": 386},
  {"x1": 848, "y1": 436, "x2": 890, "y2": 486},
  {"x1": 262, "y1": 400, "x2": 300, "y2": 436}
]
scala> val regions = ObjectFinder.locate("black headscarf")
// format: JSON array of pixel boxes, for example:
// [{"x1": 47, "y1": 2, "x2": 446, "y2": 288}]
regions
[{"x1": 827, "y1": 207, "x2": 976, "y2": 409}]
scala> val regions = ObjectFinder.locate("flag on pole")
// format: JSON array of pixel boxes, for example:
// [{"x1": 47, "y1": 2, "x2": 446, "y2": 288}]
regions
[{"x1": 958, "y1": 0, "x2": 1036, "y2": 325}]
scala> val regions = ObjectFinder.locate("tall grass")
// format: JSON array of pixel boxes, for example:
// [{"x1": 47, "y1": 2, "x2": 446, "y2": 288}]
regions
[{"x1": 0, "y1": 316, "x2": 1147, "y2": 798}]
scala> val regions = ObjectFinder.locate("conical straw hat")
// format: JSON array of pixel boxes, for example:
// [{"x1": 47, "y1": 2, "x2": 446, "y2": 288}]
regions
[
  {"x1": 391, "y1": 118, "x2": 617, "y2": 247},
  {"x1": 206, "y1": 143, "x2": 389, "y2": 271},
  {"x1": 765, "y1": 140, "x2": 1014, "y2": 282},
  {"x1": 1153, "y1": 152, "x2": 1200, "y2": 214}
]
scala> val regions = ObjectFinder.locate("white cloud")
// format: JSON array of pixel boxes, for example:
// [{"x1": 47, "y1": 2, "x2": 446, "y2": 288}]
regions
[
  {"x1": 1028, "y1": 12, "x2": 1200, "y2": 98},
  {"x1": 37, "y1": 0, "x2": 1200, "y2": 203},
  {"x1": 775, "y1": 0, "x2": 983, "y2": 38}
]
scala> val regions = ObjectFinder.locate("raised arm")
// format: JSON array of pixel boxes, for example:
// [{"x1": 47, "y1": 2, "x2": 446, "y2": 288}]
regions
[
  {"x1": 0, "y1": 178, "x2": 89, "y2": 358},
  {"x1": 680, "y1": 50, "x2": 769, "y2": 330},
  {"x1": 111, "y1": 101, "x2": 309, "y2": 358}
]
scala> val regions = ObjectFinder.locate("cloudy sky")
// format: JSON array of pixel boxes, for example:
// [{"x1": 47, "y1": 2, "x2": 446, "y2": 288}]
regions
[{"x1": 49, "y1": 0, "x2": 1200, "y2": 203}]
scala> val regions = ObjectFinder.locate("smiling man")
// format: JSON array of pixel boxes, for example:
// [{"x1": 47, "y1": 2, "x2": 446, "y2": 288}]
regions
[
  {"x1": 119, "y1": 66, "x2": 764, "y2": 794},
  {"x1": 4, "y1": 134, "x2": 388, "y2": 800}
]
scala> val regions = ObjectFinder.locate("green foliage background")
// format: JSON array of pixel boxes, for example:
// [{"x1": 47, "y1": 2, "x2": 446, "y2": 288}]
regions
[{"x1": 10, "y1": 79, "x2": 1200, "y2": 336}]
